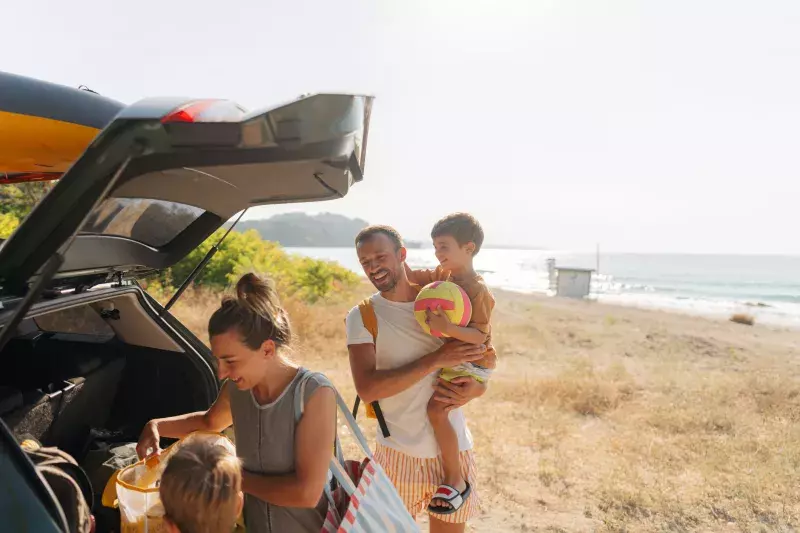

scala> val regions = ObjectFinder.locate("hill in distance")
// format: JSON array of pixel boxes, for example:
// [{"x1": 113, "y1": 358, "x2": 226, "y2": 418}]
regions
[
  {"x1": 234, "y1": 213, "x2": 546, "y2": 249},
  {"x1": 235, "y1": 213, "x2": 426, "y2": 248}
]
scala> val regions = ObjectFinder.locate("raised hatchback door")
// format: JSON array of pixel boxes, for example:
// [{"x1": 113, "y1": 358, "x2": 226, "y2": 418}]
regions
[{"x1": 0, "y1": 91, "x2": 373, "y2": 295}]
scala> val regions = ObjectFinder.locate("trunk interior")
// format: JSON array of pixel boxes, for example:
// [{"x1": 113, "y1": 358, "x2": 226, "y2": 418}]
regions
[{"x1": 0, "y1": 289, "x2": 216, "y2": 531}]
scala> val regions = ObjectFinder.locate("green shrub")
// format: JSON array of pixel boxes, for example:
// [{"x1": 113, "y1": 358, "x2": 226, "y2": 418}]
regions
[
  {"x1": 0, "y1": 213, "x2": 19, "y2": 239},
  {"x1": 165, "y1": 228, "x2": 358, "y2": 303},
  {"x1": 0, "y1": 182, "x2": 357, "y2": 304}
]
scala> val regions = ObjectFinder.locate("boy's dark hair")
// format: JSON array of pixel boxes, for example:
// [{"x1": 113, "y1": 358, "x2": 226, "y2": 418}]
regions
[
  {"x1": 431, "y1": 213, "x2": 484, "y2": 256},
  {"x1": 355, "y1": 225, "x2": 404, "y2": 250}
]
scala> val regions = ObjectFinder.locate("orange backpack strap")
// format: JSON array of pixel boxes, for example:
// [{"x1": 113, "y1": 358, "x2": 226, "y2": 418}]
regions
[
  {"x1": 358, "y1": 298, "x2": 378, "y2": 343},
  {"x1": 351, "y1": 298, "x2": 390, "y2": 438}
]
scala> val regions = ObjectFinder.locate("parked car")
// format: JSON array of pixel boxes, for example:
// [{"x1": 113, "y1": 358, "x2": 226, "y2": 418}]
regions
[{"x1": 0, "y1": 71, "x2": 373, "y2": 532}]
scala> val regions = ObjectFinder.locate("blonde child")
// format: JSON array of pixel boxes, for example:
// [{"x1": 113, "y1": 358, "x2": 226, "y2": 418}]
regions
[{"x1": 159, "y1": 434, "x2": 244, "y2": 533}]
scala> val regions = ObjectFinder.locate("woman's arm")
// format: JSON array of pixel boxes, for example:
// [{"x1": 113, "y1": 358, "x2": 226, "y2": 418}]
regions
[
  {"x1": 136, "y1": 382, "x2": 233, "y2": 459},
  {"x1": 241, "y1": 385, "x2": 336, "y2": 508}
]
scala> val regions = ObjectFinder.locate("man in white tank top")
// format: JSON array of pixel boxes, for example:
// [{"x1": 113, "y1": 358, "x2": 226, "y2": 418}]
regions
[{"x1": 346, "y1": 225, "x2": 487, "y2": 532}]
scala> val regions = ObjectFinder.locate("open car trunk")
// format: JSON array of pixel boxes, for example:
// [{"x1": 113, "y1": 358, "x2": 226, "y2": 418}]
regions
[
  {"x1": 0, "y1": 289, "x2": 214, "y2": 456},
  {"x1": 0, "y1": 287, "x2": 216, "y2": 530}
]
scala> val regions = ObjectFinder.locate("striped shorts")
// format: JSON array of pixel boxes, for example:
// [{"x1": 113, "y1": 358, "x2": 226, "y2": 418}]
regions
[{"x1": 373, "y1": 443, "x2": 481, "y2": 524}]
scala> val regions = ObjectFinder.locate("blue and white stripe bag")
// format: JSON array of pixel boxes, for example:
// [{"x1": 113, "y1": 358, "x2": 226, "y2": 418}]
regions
[{"x1": 294, "y1": 371, "x2": 420, "y2": 532}]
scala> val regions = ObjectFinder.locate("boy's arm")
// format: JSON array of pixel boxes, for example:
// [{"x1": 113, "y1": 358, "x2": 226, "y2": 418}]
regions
[
  {"x1": 404, "y1": 263, "x2": 448, "y2": 286},
  {"x1": 426, "y1": 286, "x2": 493, "y2": 345},
  {"x1": 425, "y1": 313, "x2": 487, "y2": 345},
  {"x1": 465, "y1": 286, "x2": 494, "y2": 342}
]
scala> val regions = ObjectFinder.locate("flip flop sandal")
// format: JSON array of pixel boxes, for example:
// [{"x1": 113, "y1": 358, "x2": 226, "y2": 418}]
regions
[{"x1": 427, "y1": 481, "x2": 472, "y2": 515}]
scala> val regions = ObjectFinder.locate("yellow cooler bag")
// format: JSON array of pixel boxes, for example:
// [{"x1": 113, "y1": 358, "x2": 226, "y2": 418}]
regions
[{"x1": 101, "y1": 431, "x2": 244, "y2": 533}]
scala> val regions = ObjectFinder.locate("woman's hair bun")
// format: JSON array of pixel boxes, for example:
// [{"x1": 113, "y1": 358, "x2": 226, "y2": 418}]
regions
[{"x1": 209, "y1": 273, "x2": 292, "y2": 349}]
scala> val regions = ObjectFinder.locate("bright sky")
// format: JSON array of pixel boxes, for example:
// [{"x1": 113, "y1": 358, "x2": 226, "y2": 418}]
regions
[{"x1": 5, "y1": 0, "x2": 799, "y2": 254}]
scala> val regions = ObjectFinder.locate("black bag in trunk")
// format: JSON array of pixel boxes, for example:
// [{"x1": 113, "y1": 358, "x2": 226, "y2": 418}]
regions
[{"x1": 21, "y1": 438, "x2": 94, "y2": 533}]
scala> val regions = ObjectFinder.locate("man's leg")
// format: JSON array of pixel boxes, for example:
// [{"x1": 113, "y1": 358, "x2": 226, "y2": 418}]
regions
[
  {"x1": 427, "y1": 395, "x2": 467, "y2": 510},
  {"x1": 429, "y1": 515, "x2": 466, "y2": 533},
  {"x1": 373, "y1": 443, "x2": 426, "y2": 519}
]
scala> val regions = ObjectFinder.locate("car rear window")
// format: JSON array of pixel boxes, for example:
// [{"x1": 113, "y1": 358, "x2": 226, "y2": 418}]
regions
[{"x1": 80, "y1": 198, "x2": 204, "y2": 247}]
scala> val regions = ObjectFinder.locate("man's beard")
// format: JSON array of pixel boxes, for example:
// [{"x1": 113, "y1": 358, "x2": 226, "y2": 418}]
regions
[{"x1": 369, "y1": 269, "x2": 398, "y2": 292}]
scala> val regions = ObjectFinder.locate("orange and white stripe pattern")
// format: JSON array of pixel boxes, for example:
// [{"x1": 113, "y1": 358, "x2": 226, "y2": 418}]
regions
[{"x1": 374, "y1": 443, "x2": 481, "y2": 524}]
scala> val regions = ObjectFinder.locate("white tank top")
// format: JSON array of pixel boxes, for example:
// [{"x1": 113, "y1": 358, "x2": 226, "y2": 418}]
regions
[{"x1": 346, "y1": 293, "x2": 474, "y2": 458}]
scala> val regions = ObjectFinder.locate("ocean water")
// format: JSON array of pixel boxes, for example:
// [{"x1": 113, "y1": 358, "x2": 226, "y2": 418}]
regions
[{"x1": 286, "y1": 247, "x2": 800, "y2": 329}]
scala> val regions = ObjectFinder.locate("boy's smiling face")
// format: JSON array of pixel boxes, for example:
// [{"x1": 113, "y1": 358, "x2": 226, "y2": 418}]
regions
[{"x1": 433, "y1": 234, "x2": 475, "y2": 274}]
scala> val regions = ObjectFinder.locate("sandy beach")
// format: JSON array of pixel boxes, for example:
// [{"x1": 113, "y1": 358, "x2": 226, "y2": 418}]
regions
[{"x1": 171, "y1": 285, "x2": 800, "y2": 532}]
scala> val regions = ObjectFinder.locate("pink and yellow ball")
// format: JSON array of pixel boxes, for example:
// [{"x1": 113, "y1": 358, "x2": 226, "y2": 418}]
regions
[{"x1": 414, "y1": 281, "x2": 472, "y2": 337}]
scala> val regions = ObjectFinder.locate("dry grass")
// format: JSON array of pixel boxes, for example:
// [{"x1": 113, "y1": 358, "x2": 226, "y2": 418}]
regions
[{"x1": 168, "y1": 284, "x2": 800, "y2": 532}]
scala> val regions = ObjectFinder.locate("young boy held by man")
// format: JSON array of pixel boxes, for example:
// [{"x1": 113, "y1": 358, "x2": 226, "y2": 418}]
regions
[
  {"x1": 406, "y1": 212, "x2": 497, "y2": 515},
  {"x1": 159, "y1": 434, "x2": 244, "y2": 533}
]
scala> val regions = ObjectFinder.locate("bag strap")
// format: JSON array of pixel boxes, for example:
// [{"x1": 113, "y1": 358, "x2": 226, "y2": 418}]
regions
[
  {"x1": 358, "y1": 298, "x2": 378, "y2": 342},
  {"x1": 352, "y1": 299, "x2": 391, "y2": 438},
  {"x1": 293, "y1": 370, "x2": 377, "y2": 495},
  {"x1": 293, "y1": 371, "x2": 347, "y2": 463}
]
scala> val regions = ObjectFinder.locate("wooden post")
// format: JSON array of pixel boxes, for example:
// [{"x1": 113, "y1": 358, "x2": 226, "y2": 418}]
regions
[{"x1": 596, "y1": 243, "x2": 600, "y2": 274}]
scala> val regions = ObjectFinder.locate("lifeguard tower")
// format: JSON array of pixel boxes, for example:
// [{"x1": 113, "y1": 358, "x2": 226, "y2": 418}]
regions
[{"x1": 547, "y1": 259, "x2": 594, "y2": 299}]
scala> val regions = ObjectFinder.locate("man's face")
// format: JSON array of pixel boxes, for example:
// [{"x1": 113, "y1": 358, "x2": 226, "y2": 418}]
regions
[{"x1": 357, "y1": 233, "x2": 406, "y2": 292}]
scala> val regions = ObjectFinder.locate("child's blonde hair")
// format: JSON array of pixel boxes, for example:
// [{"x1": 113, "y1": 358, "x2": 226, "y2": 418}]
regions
[{"x1": 159, "y1": 434, "x2": 242, "y2": 533}]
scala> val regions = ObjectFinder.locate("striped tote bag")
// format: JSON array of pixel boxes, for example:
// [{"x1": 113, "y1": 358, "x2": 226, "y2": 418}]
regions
[{"x1": 294, "y1": 371, "x2": 420, "y2": 533}]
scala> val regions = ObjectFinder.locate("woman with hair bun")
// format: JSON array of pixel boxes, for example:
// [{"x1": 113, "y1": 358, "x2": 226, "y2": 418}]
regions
[{"x1": 136, "y1": 273, "x2": 337, "y2": 533}]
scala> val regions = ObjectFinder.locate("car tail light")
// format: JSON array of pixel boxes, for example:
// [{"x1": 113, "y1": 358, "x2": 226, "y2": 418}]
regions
[{"x1": 161, "y1": 99, "x2": 246, "y2": 124}]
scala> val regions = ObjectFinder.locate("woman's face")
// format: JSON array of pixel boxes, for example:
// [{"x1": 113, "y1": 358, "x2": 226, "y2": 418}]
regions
[{"x1": 210, "y1": 329, "x2": 272, "y2": 390}]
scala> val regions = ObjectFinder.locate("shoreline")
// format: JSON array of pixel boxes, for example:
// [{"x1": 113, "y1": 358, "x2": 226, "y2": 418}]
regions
[
  {"x1": 512, "y1": 289, "x2": 799, "y2": 331},
  {"x1": 282, "y1": 246, "x2": 800, "y2": 330},
  {"x1": 491, "y1": 287, "x2": 797, "y2": 332}
]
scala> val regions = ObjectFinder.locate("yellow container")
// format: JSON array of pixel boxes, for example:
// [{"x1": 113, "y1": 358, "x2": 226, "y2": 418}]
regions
[{"x1": 103, "y1": 432, "x2": 237, "y2": 533}]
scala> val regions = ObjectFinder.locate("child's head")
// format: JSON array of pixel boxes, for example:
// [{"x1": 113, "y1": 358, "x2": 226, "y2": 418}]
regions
[
  {"x1": 431, "y1": 213, "x2": 484, "y2": 273},
  {"x1": 159, "y1": 434, "x2": 243, "y2": 533}
]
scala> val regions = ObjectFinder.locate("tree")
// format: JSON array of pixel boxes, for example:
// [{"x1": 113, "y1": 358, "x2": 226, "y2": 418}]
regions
[{"x1": 0, "y1": 182, "x2": 55, "y2": 218}]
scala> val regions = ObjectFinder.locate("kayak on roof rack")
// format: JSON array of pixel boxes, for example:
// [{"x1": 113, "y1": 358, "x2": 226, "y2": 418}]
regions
[{"x1": 0, "y1": 71, "x2": 125, "y2": 182}]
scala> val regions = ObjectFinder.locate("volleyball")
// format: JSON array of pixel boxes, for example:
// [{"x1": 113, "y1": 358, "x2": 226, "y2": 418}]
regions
[{"x1": 414, "y1": 281, "x2": 472, "y2": 337}]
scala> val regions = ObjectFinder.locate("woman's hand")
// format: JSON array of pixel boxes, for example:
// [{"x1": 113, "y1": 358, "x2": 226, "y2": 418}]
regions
[
  {"x1": 136, "y1": 420, "x2": 161, "y2": 460},
  {"x1": 432, "y1": 376, "x2": 488, "y2": 413}
]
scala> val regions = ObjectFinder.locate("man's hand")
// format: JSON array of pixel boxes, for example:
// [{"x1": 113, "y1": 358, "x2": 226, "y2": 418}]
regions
[
  {"x1": 431, "y1": 341, "x2": 485, "y2": 369},
  {"x1": 432, "y1": 377, "x2": 488, "y2": 413},
  {"x1": 425, "y1": 305, "x2": 452, "y2": 336}
]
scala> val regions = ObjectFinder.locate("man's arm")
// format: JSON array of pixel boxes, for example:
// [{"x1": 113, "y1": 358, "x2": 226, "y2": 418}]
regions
[
  {"x1": 348, "y1": 341, "x2": 486, "y2": 404},
  {"x1": 432, "y1": 376, "x2": 488, "y2": 413}
]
